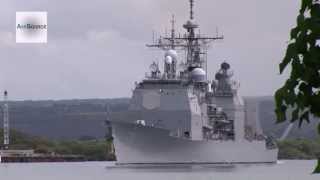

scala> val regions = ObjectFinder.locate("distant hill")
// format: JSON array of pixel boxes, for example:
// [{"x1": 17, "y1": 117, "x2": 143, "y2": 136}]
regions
[
  {"x1": 256, "y1": 96, "x2": 319, "y2": 139},
  {"x1": 0, "y1": 98, "x2": 129, "y2": 140},
  {"x1": 0, "y1": 97, "x2": 318, "y2": 140}
]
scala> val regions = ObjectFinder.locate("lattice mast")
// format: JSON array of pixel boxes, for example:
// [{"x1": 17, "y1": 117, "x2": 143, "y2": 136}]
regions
[
  {"x1": 3, "y1": 90, "x2": 9, "y2": 149},
  {"x1": 146, "y1": 0, "x2": 224, "y2": 71}
]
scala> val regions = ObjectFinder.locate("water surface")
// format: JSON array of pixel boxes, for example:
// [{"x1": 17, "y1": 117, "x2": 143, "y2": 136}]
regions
[{"x1": 0, "y1": 160, "x2": 318, "y2": 180}]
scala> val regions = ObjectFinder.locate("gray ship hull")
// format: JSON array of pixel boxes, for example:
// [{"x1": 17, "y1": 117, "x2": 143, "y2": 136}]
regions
[{"x1": 113, "y1": 123, "x2": 278, "y2": 165}]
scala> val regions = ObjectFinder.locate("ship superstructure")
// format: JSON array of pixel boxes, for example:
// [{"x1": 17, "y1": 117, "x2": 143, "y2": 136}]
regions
[{"x1": 110, "y1": 0, "x2": 278, "y2": 164}]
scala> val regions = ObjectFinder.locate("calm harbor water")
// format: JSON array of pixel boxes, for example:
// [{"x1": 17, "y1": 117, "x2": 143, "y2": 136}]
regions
[{"x1": 0, "y1": 160, "x2": 319, "y2": 180}]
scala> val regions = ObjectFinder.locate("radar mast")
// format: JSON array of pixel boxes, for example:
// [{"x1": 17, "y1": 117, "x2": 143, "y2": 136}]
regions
[{"x1": 146, "y1": 0, "x2": 224, "y2": 78}]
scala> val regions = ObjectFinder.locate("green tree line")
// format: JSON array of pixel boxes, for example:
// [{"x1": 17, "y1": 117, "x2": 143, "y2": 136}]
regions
[
  {"x1": 278, "y1": 139, "x2": 320, "y2": 159},
  {"x1": 0, "y1": 129, "x2": 115, "y2": 161}
]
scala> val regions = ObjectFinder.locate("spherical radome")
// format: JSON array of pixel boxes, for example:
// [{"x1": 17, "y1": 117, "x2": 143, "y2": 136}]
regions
[
  {"x1": 191, "y1": 68, "x2": 206, "y2": 82},
  {"x1": 165, "y1": 49, "x2": 178, "y2": 60},
  {"x1": 191, "y1": 68, "x2": 206, "y2": 76},
  {"x1": 165, "y1": 56, "x2": 173, "y2": 64}
]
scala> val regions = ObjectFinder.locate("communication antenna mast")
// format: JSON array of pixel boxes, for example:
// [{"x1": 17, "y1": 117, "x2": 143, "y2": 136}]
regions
[
  {"x1": 190, "y1": 0, "x2": 194, "y2": 20},
  {"x1": 3, "y1": 90, "x2": 9, "y2": 149},
  {"x1": 170, "y1": 14, "x2": 176, "y2": 49},
  {"x1": 146, "y1": 0, "x2": 223, "y2": 71}
]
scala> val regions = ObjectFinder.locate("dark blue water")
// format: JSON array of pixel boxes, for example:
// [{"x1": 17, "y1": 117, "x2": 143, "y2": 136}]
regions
[{"x1": 0, "y1": 160, "x2": 319, "y2": 180}]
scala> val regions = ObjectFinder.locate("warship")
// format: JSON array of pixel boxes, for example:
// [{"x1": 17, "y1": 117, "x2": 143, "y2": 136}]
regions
[{"x1": 109, "y1": 0, "x2": 278, "y2": 164}]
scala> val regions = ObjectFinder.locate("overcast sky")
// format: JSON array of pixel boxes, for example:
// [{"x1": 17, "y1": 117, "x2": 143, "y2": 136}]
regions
[{"x1": 0, "y1": 0, "x2": 300, "y2": 100}]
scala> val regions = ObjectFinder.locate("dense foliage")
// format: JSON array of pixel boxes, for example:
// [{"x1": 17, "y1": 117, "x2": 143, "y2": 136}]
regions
[
  {"x1": 0, "y1": 129, "x2": 115, "y2": 161},
  {"x1": 275, "y1": 0, "x2": 320, "y2": 173},
  {"x1": 278, "y1": 139, "x2": 320, "y2": 159},
  {"x1": 278, "y1": 139, "x2": 320, "y2": 174}
]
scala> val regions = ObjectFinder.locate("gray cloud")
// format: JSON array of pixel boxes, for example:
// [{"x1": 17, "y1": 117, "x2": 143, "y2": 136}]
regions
[{"x1": 0, "y1": 0, "x2": 299, "y2": 100}]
